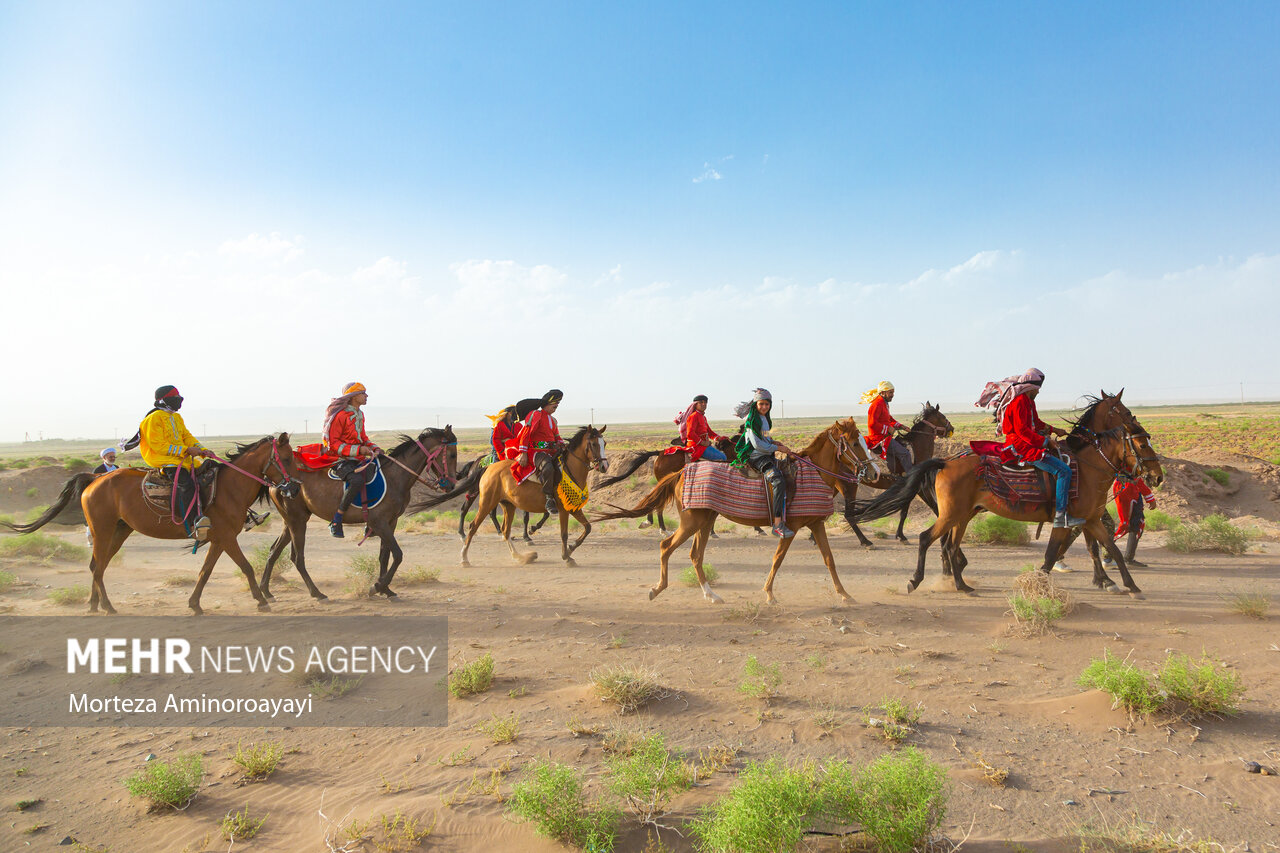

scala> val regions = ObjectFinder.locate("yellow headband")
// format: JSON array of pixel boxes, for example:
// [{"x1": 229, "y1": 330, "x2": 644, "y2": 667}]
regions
[
  {"x1": 859, "y1": 381, "x2": 894, "y2": 404},
  {"x1": 485, "y1": 405, "x2": 516, "y2": 424},
  {"x1": 342, "y1": 382, "x2": 367, "y2": 396}
]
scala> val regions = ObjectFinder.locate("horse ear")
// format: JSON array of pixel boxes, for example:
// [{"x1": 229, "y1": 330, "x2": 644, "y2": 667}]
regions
[
  {"x1": 278, "y1": 431, "x2": 290, "y2": 443},
  {"x1": 1116, "y1": 388, "x2": 1124, "y2": 400},
  {"x1": 598, "y1": 425, "x2": 607, "y2": 434}
]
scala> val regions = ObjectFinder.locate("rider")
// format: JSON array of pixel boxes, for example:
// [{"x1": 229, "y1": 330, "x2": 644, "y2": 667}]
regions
[
  {"x1": 323, "y1": 381, "x2": 382, "y2": 538},
  {"x1": 861, "y1": 380, "x2": 912, "y2": 474},
  {"x1": 516, "y1": 389, "x2": 565, "y2": 516},
  {"x1": 733, "y1": 388, "x2": 793, "y2": 539},
  {"x1": 486, "y1": 405, "x2": 519, "y2": 463},
  {"x1": 671, "y1": 394, "x2": 727, "y2": 462},
  {"x1": 981, "y1": 368, "x2": 1082, "y2": 529},
  {"x1": 1112, "y1": 475, "x2": 1156, "y2": 567},
  {"x1": 126, "y1": 385, "x2": 214, "y2": 539}
]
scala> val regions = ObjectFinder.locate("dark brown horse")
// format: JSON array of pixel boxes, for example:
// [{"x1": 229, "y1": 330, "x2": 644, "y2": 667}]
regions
[
  {"x1": 4, "y1": 435, "x2": 298, "y2": 614},
  {"x1": 853, "y1": 392, "x2": 1163, "y2": 596},
  {"x1": 259, "y1": 428, "x2": 458, "y2": 600}
]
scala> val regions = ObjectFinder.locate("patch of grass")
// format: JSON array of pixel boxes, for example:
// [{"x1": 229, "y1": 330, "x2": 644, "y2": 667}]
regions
[
  {"x1": 64, "y1": 457, "x2": 92, "y2": 472},
  {"x1": 1078, "y1": 650, "x2": 1163, "y2": 718},
  {"x1": 969, "y1": 751, "x2": 1008, "y2": 787},
  {"x1": 865, "y1": 698, "x2": 921, "y2": 744},
  {"x1": 722, "y1": 601, "x2": 764, "y2": 623},
  {"x1": 24, "y1": 486, "x2": 38, "y2": 499},
  {"x1": 822, "y1": 747, "x2": 949, "y2": 853},
  {"x1": 398, "y1": 565, "x2": 441, "y2": 585},
  {"x1": 231, "y1": 740, "x2": 283, "y2": 781},
  {"x1": 0, "y1": 533, "x2": 88, "y2": 562},
  {"x1": 438, "y1": 745, "x2": 474, "y2": 766},
  {"x1": 1144, "y1": 509, "x2": 1180, "y2": 531},
  {"x1": 250, "y1": 542, "x2": 292, "y2": 574},
  {"x1": 679, "y1": 563, "x2": 719, "y2": 586},
  {"x1": 1008, "y1": 592, "x2": 1068, "y2": 636},
  {"x1": 15, "y1": 797, "x2": 42, "y2": 810},
  {"x1": 344, "y1": 553, "x2": 380, "y2": 593},
  {"x1": 448, "y1": 652, "x2": 495, "y2": 698},
  {"x1": 805, "y1": 652, "x2": 826, "y2": 671},
  {"x1": 590, "y1": 665, "x2": 662, "y2": 714},
  {"x1": 604, "y1": 733, "x2": 694, "y2": 825},
  {"x1": 1156, "y1": 654, "x2": 1245, "y2": 720},
  {"x1": 1227, "y1": 588, "x2": 1269, "y2": 619},
  {"x1": 690, "y1": 758, "x2": 820, "y2": 853},
  {"x1": 811, "y1": 704, "x2": 844, "y2": 737},
  {"x1": 1077, "y1": 819, "x2": 1226, "y2": 852},
  {"x1": 1164, "y1": 513, "x2": 1252, "y2": 555},
  {"x1": 967, "y1": 514, "x2": 1030, "y2": 545},
  {"x1": 1204, "y1": 468, "x2": 1230, "y2": 487},
  {"x1": 48, "y1": 584, "x2": 90, "y2": 606},
  {"x1": 566, "y1": 715, "x2": 599, "y2": 738},
  {"x1": 371, "y1": 810, "x2": 437, "y2": 850},
  {"x1": 697, "y1": 742, "x2": 741, "y2": 777},
  {"x1": 25, "y1": 504, "x2": 50, "y2": 522},
  {"x1": 476, "y1": 712, "x2": 520, "y2": 744},
  {"x1": 305, "y1": 673, "x2": 363, "y2": 699},
  {"x1": 738, "y1": 655, "x2": 782, "y2": 703},
  {"x1": 123, "y1": 753, "x2": 203, "y2": 810},
  {"x1": 507, "y1": 759, "x2": 619, "y2": 852},
  {"x1": 0, "y1": 569, "x2": 17, "y2": 593},
  {"x1": 601, "y1": 725, "x2": 646, "y2": 757},
  {"x1": 219, "y1": 807, "x2": 266, "y2": 841}
]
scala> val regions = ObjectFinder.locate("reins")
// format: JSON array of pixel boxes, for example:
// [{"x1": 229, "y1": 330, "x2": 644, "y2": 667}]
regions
[{"x1": 784, "y1": 429, "x2": 878, "y2": 485}]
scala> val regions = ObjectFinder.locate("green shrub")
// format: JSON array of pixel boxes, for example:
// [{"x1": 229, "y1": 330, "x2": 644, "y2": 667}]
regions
[
  {"x1": 590, "y1": 665, "x2": 661, "y2": 714},
  {"x1": 967, "y1": 515, "x2": 1029, "y2": 545},
  {"x1": 1204, "y1": 468, "x2": 1230, "y2": 487},
  {"x1": 824, "y1": 748, "x2": 948, "y2": 853},
  {"x1": 690, "y1": 758, "x2": 820, "y2": 853},
  {"x1": 1078, "y1": 650, "x2": 1162, "y2": 717},
  {"x1": 1008, "y1": 592, "x2": 1067, "y2": 635},
  {"x1": 63, "y1": 457, "x2": 92, "y2": 472},
  {"x1": 1165, "y1": 514, "x2": 1251, "y2": 555},
  {"x1": 1144, "y1": 509, "x2": 1179, "y2": 531},
  {"x1": 476, "y1": 712, "x2": 520, "y2": 744},
  {"x1": 250, "y1": 542, "x2": 292, "y2": 574},
  {"x1": 448, "y1": 653, "x2": 494, "y2": 698},
  {"x1": 679, "y1": 564, "x2": 719, "y2": 586},
  {"x1": 1228, "y1": 589, "x2": 1269, "y2": 619},
  {"x1": 508, "y1": 759, "x2": 618, "y2": 851},
  {"x1": 0, "y1": 569, "x2": 16, "y2": 593},
  {"x1": 1156, "y1": 654, "x2": 1245, "y2": 719},
  {"x1": 231, "y1": 740, "x2": 283, "y2": 780},
  {"x1": 123, "y1": 753, "x2": 203, "y2": 810},
  {"x1": 344, "y1": 553, "x2": 380, "y2": 592},
  {"x1": 220, "y1": 806, "x2": 266, "y2": 841},
  {"x1": 738, "y1": 655, "x2": 782, "y2": 703},
  {"x1": 24, "y1": 487, "x2": 38, "y2": 499},
  {"x1": 0, "y1": 533, "x2": 87, "y2": 562},
  {"x1": 604, "y1": 733, "x2": 693, "y2": 825},
  {"x1": 48, "y1": 584, "x2": 90, "y2": 606}
]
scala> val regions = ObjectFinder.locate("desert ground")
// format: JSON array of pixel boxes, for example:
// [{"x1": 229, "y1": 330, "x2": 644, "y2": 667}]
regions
[{"x1": 1, "y1": 403, "x2": 1278, "y2": 852}]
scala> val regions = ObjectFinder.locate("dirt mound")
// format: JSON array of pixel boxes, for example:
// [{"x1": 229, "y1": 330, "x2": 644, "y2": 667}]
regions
[
  {"x1": 0, "y1": 465, "x2": 87, "y2": 524},
  {"x1": 1154, "y1": 455, "x2": 1280, "y2": 524}
]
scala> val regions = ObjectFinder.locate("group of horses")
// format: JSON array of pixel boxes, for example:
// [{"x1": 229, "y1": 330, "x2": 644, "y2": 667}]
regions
[{"x1": 4, "y1": 391, "x2": 1161, "y2": 615}]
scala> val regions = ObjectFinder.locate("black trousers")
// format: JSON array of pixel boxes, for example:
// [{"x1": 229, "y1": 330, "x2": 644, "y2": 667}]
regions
[
  {"x1": 747, "y1": 454, "x2": 786, "y2": 520},
  {"x1": 332, "y1": 459, "x2": 372, "y2": 514},
  {"x1": 534, "y1": 453, "x2": 560, "y2": 510}
]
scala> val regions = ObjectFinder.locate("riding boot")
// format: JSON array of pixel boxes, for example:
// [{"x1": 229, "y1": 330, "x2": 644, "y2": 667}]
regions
[
  {"x1": 1124, "y1": 528, "x2": 1146, "y2": 567},
  {"x1": 535, "y1": 454, "x2": 560, "y2": 515},
  {"x1": 331, "y1": 479, "x2": 361, "y2": 539},
  {"x1": 765, "y1": 473, "x2": 793, "y2": 539},
  {"x1": 1053, "y1": 510, "x2": 1085, "y2": 529},
  {"x1": 172, "y1": 467, "x2": 202, "y2": 538},
  {"x1": 244, "y1": 508, "x2": 271, "y2": 532}
]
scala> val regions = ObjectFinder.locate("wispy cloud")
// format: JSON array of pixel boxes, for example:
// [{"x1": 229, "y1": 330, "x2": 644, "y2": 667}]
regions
[
  {"x1": 693, "y1": 163, "x2": 722, "y2": 183},
  {"x1": 217, "y1": 232, "x2": 304, "y2": 263}
]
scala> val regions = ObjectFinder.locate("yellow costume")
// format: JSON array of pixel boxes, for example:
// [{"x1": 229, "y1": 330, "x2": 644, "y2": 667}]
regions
[{"x1": 139, "y1": 409, "x2": 205, "y2": 470}]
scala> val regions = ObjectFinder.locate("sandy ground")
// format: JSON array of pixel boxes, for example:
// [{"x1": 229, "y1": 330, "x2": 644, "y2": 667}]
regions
[{"x1": 2, "y1": 504, "x2": 1278, "y2": 852}]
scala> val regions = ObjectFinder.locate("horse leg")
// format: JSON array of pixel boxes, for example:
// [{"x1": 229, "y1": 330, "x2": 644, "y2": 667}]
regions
[
  {"x1": 373, "y1": 531, "x2": 403, "y2": 597},
  {"x1": 223, "y1": 537, "x2": 271, "y2": 612},
  {"x1": 638, "y1": 511, "x2": 653, "y2": 530},
  {"x1": 657, "y1": 507, "x2": 667, "y2": 535},
  {"x1": 809, "y1": 521, "x2": 852, "y2": 604},
  {"x1": 259, "y1": 529, "x2": 290, "y2": 600},
  {"x1": 1081, "y1": 528, "x2": 1117, "y2": 592},
  {"x1": 503, "y1": 500, "x2": 537, "y2": 565},
  {"x1": 567, "y1": 508, "x2": 592, "y2": 560},
  {"x1": 895, "y1": 504, "x2": 911, "y2": 543},
  {"x1": 654, "y1": 514, "x2": 699, "y2": 601},
  {"x1": 531, "y1": 512, "x2": 549, "y2": 535},
  {"x1": 558, "y1": 510, "x2": 574, "y2": 566},
  {"x1": 456, "y1": 493, "x2": 474, "y2": 541},
  {"x1": 1089, "y1": 517, "x2": 1142, "y2": 596},
  {"x1": 288, "y1": 518, "x2": 326, "y2": 601},
  {"x1": 688, "y1": 522, "x2": 721, "y2": 603},
  {"x1": 488, "y1": 505, "x2": 501, "y2": 535},
  {"x1": 908, "y1": 522, "x2": 947, "y2": 594},
  {"x1": 851, "y1": 520, "x2": 875, "y2": 549},
  {"x1": 89, "y1": 522, "x2": 132, "y2": 615},
  {"x1": 187, "y1": 543, "x2": 224, "y2": 615},
  {"x1": 946, "y1": 517, "x2": 976, "y2": 592},
  {"x1": 761, "y1": 529, "x2": 798, "y2": 605}
]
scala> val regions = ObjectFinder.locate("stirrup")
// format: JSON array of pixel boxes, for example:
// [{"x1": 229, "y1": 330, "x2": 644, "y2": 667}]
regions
[
  {"x1": 243, "y1": 509, "x2": 271, "y2": 531},
  {"x1": 192, "y1": 516, "x2": 212, "y2": 542},
  {"x1": 544, "y1": 497, "x2": 559, "y2": 515}
]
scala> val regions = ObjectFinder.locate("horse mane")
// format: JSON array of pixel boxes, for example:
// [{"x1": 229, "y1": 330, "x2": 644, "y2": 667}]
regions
[
  {"x1": 388, "y1": 427, "x2": 455, "y2": 459},
  {"x1": 797, "y1": 422, "x2": 845, "y2": 457},
  {"x1": 227, "y1": 436, "x2": 273, "y2": 461},
  {"x1": 561, "y1": 425, "x2": 596, "y2": 457},
  {"x1": 911, "y1": 401, "x2": 940, "y2": 427}
]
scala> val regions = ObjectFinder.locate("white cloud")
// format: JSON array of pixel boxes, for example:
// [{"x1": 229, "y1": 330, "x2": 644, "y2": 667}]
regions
[
  {"x1": 693, "y1": 163, "x2": 722, "y2": 183},
  {"x1": 899, "y1": 249, "x2": 1022, "y2": 292},
  {"x1": 217, "y1": 232, "x2": 304, "y2": 263}
]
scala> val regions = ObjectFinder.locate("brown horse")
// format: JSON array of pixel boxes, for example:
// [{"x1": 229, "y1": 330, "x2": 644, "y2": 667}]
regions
[
  {"x1": 415, "y1": 425, "x2": 609, "y2": 567},
  {"x1": 259, "y1": 427, "x2": 458, "y2": 600},
  {"x1": 595, "y1": 418, "x2": 874, "y2": 605},
  {"x1": 4, "y1": 434, "x2": 298, "y2": 614},
  {"x1": 853, "y1": 392, "x2": 1164, "y2": 596}
]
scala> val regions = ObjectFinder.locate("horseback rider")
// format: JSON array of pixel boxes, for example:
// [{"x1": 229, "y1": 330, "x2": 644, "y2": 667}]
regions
[
  {"x1": 861, "y1": 380, "x2": 913, "y2": 474},
  {"x1": 1112, "y1": 475, "x2": 1156, "y2": 567},
  {"x1": 516, "y1": 389, "x2": 565, "y2": 516},
  {"x1": 978, "y1": 368, "x2": 1083, "y2": 529},
  {"x1": 323, "y1": 381, "x2": 382, "y2": 538},
  {"x1": 673, "y1": 395, "x2": 727, "y2": 462},
  {"x1": 733, "y1": 388, "x2": 794, "y2": 539},
  {"x1": 123, "y1": 385, "x2": 214, "y2": 539},
  {"x1": 486, "y1": 405, "x2": 519, "y2": 463}
]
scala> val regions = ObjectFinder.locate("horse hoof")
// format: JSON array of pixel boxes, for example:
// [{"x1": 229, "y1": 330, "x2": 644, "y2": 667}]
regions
[
  {"x1": 956, "y1": 585, "x2": 975, "y2": 594},
  {"x1": 564, "y1": 558, "x2": 578, "y2": 568},
  {"x1": 460, "y1": 560, "x2": 472, "y2": 568},
  {"x1": 262, "y1": 590, "x2": 275, "y2": 601},
  {"x1": 648, "y1": 587, "x2": 660, "y2": 601},
  {"x1": 861, "y1": 543, "x2": 875, "y2": 551},
  {"x1": 189, "y1": 607, "x2": 203, "y2": 616},
  {"x1": 314, "y1": 593, "x2": 329, "y2": 602},
  {"x1": 1105, "y1": 584, "x2": 1123, "y2": 595},
  {"x1": 705, "y1": 588, "x2": 724, "y2": 604},
  {"x1": 637, "y1": 521, "x2": 652, "y2": 529},
  {"x1": 1128, "y1": 590, "x2": 1145, "y2": 600},
  {"x1": 257, "y1": 601, "x2": 271, "y2": 612},
  {"x1": 838, "y1": 594, "x2": 854, "y2": 605},
  {"x1": 764, "y1": 593, "x2": 778, "y2": 605},
  {"x1": 906, "y1": 581, "x2": 918, "y2": 594},
  {"x1": 369, "y1": 585, "x2": 383, "y2": 597}
]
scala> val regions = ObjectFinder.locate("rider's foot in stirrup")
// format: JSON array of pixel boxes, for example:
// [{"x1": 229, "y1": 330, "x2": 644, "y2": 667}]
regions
[
  {"x1": 771, "y1": 522, "x2": 795, "y2": 539},
  {"x1": 329, "y1": 514, "x2": 345, "y2": 539},
  {"x1": 1052, "y1": 560, "x2": 1073, "y2": 573},
  {"x1": 1102, "y1": 554, "x2": 1117, "y2": 568},
  {"x1": 1053, "y1": 512, "x2": 1085, "y2": 529},
  {"x1": 544, "y1": 498, "x2": 558, "y2": 516},
  {"x1": 192, "y1": 516, "x2": 211, "y2": 542}
]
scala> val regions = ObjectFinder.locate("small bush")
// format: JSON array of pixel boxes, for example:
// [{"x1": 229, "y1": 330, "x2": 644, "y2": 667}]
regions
[
  {"x1": 690, "y1": 758, "x2": 820, "y2": 853},
  {"x1": 24, "y1": 487, "x2": 38, "y2": 499},
  {"x1": 1204, "y1": 468, "x2": 1230, "y2": 487},
  {"x1": 508, "y1": 759, "x2": 619, "y2": 851},
  {"x1": 1228, "y1": 589, "x2": 1269, "y2": 619},
  {"x1": 738, "y1": 655, "x2": 782, "y2": 703},
  {"x1": 232, "y1": 740, "x2": 283, "y2": 781},
  {"x1": 220, "y1": 806, "x2": 266, "y2": 841},
  {"x1": 344, "y1": 553, "x2": 380, "y2": 593},
  {"x1": 0, "y1": 533, "x2": 88, "y2": 562},
  {"x1": 1008, "y1": 593, "x2": 1067, "y2": 635},
  {"x1": 48, "y1": 584, "x2": 90, "y2": 606},
  {"x1": 0, "y1": 569, "x2": 17, "y2": 593},
  {"x1": 250, "y1": 542, "x2": 292, "y2": 574},
  {"x1": 829, "y1": 748, "x2": 948, "y2": 853},
  {"x1": 476, "y1": 712, "x2": 520, "y2": 744},
  {"x1": 399, "y1": 566, "x2": 441, "y2": 585},
  {"x1": 590, "y1": 665, "x2": 661, "y2": 714},
  {"x1": 448, "y1": 653, "x2": 494, "y2": 698},
  {"x1": 123, "y1": 753, "x2": 203, "y2": 810},
  {"x1": 604, "y1": 733, "x2": 693, "y2": 825},
  {"x1": 1156, "y1": 654, "x2": 1245, "y2": 719},
  {"x1": 1078, "y1": 650, "x2": 1162, "y2": 717},
  {"x1": 1144, "y1": 509, "x2": 1179, "y2": 531},
  {"x1": 63, "y1": 457, "x2": 92, "y2": 472},
  {"x1": 967, "y1": 515, "x2": 1029, "y2": 545},
  {"x1": 1165, "y1": 514, "x2": 1251, "y2": 555}
]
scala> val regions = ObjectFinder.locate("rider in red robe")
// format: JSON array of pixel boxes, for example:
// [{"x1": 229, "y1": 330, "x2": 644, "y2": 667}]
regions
[
  {"x1": 514, "y1": 389, "x2": 564, "y2": 514},
  {"x1": 862, "y1": 381, "x2": 912, "y2": 473},
  {"x1": 665, "y1": 395, "x2": 726, "y2": 462},
  {"x1": 1112, "y1": 477, "x2": 1156, "y2": 566},
  {"x1": 985, "y1": 368, "x2": 1078, "y2": 528}
]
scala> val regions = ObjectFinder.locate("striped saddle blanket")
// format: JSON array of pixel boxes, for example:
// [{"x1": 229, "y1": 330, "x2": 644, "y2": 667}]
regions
[
  {"x1": 973, "y1": 452, "x2": 1079, "y2": 507},
  {"x1": 681, "y1": 460, "x2": 834, "y2": 520}
]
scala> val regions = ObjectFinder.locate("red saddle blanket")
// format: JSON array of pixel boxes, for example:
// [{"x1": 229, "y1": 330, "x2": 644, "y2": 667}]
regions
[
  {"x1": 295, "y1": 443, "x2": 341, "y2": 471},
  {"x1": 680, "y1": 460, "x2": 834, "y2": 520},
  {"x1": 969, "y1": 451, "x2": 1080, "y2": 506}
]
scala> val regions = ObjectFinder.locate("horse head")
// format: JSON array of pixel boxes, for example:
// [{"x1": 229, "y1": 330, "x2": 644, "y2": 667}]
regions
[
  {"x1": 916, "y1": 401, "x2": 954, "y2": 438},
  {"x1": 1072, "y1": 391, "x2": 1164, "y2": 487},
  {"x1": 564, "y1": 425, "x2": 609, "y2": 475}
]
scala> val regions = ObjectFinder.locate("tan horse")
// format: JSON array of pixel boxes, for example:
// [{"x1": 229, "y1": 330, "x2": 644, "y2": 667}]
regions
[
  {"x1": 416, "y1": 426, "x2": 608, "y2": 567},
  {"x1": 595, "y1": 418, "x2": 874, "y2": 605},
  {"x1": 4, "y1": 435, "x2": 298, "y2": 614},
  {"x1": 594, "y1": 430, "x2": 740, "y2": 533}
]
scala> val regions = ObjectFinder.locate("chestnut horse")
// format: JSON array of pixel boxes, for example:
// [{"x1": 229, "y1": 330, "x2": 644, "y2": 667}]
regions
[
  {"x1": 259, "y1": 427, "x2": 458, "y2": 600},
  {"x1": 594, "y1": 418, "x2": 874, "y2": 605},
  {"x1": 453, "y1": 455, "x2": 549, "y2": 543},
  {"x1": 853, "y1": 392, "x2": 1163, "y2": 596},
  {"x1": 415, "y1": 426, "x2": 608, "y2": 567},
  {"x1": 4, "y1": 434, "x2": 298, "y2": 614}
]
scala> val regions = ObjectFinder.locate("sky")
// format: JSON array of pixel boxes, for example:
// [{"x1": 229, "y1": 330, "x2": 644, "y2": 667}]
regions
[{"x1": 1, "y1": 1, "x2": 1278, "y2": 442}]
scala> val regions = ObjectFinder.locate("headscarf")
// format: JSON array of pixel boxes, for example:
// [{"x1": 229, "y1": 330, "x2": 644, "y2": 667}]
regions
[
  {"x1": 486, "y1": 405, "x2": 517, "y2": 425},
  {"x1": 975, "y1": 368, "x2": 1045, "y2": 421},
  {"x1": 859, "y1": 381, "x2": 895, "y2": 405},
  {"x1": 733, "y1": 388, "x2": 772, "y2": 419},
  {"x1": 674, "y1": 395, "x2": 709, "y2": 441},
  {"x1": 323, "y1": 382, "x2": 367, "y2": 438}
]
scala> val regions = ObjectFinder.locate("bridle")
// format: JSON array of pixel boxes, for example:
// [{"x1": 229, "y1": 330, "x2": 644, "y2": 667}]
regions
[
  {"x1": 786, "y1": 426, "x2": 878, "y2": 484},
  {"x1": 375, "y1": 436, "x2": 458, "y2": 491},
  {"x1": 208, "y1": 436, "x2": 296, "y2": 489}
]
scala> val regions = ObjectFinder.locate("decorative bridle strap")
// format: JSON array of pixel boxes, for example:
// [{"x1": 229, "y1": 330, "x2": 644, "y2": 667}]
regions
[
  {"x1": 205, "y1": 439, "x2": 292, "y2": 487},
  {"x1": 784, "y1": 430, "x2": 876, "y2": 485},
  {"x1": 377, "y1": 440, "x2": 457, "y2": 490}
]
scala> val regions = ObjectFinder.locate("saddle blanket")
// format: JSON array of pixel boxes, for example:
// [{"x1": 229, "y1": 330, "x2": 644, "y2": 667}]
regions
[
  {"x1": 680, "y1": 460, "x2": 833, "y2": 520},
  {"x1": 327, "y1": 458, "x2": 388, "y2": 509},
  {"x1": 971, "y1": 452, "x2": 1080, "y2": 506}
]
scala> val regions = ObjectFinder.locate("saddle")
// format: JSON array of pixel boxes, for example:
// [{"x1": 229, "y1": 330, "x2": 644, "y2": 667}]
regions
[
  {"x1": 737, "y1": 456, "x2": 799, "y2": 506},
  {"x1": 970, "y1": 451, "x2": 1080, "y2": 508},
  {"x1": 141, "y1": 464, "x2": 218, "y2": 515},
  {"x1": 327, "y1": 458, "x2": 388, "y2": 509}
]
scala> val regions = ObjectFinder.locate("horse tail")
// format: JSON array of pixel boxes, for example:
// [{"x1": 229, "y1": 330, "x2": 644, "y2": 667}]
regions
[
  {"x1": 408, "y1": 464, "x2": 482, "y2": 512},
  {"x1": 2, "y1": 472, "x2": 97, "y2": 534},
  {"x1": 851, "y1": 459, "x2": 946, "y2": 522},
  {"x1": 591, "y1": 471, "x2": 682, "y2": 522},
  {"x1": 594, "y1": 450, "x2": 662, "y2": 488}
]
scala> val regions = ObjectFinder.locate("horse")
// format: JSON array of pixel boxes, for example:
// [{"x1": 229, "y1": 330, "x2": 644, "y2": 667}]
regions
[
  {"x1": 594, "y1": 418, "x2": 875, "y2": 605},
  {"x1": 415, "y1": 425, "x2": 609, "y2": 568},
  {"x1": 3, "y1": 434, "x2": 298, "y2": 614},
  {"x1": 453, "y1": 455, "x2": 549, "y2": 543},
  {"x1": 844, "y1": 402, "x2": 954, "y2": 547},
  {"x1": 594, "y1": 431, "x2": 740, "y2": 534},
  {"x1": 259, "y1": 427, "x2": 458, "y2": 600},
  {"x1": 852, "y1": 391, "x2": 1164, "y2": 596}
]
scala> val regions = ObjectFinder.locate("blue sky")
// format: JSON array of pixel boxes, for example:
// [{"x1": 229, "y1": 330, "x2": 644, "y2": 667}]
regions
[{"x1": 1, "y1": 2, "x2": 1278, "y2": 440}]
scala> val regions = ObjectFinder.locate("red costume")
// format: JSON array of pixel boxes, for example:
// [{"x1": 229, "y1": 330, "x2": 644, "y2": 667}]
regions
[
  {"x1": 664, "y1": 409, "x2": 722, "y2": 461},
  {"x1": 866, "y1": 395, "x2": 904, "y2": 455},
  {"x1": 491, "y1": 420, "x2": 517, "y2": 459},
  {"x1": 1113, "y1": 479, "x2": 1155, "y2": 538},
  {"x1": 1000, "y1": 393, "x2": 1051, "y2": 462},
  {"x1": 511, "y1": 409, "x2": 562, "y2": 482},
  {"x1": 325, "y1": 408, "x2": 377, "y2": 458}
]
